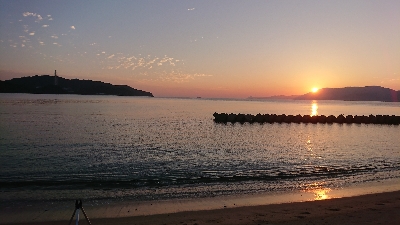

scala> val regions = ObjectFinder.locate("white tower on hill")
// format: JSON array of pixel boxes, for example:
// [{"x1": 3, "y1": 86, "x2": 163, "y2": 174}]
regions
[{"x1": 54, "y1": 70, "x2": 58, "y2": 86}]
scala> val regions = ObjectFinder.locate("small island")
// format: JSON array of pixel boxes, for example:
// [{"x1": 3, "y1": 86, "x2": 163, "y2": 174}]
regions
[
  {"x1": 295, "y1": 86, "x2": 399, "y2": 102},
  {"x1": 0, "y1": 71, "x2": 154, "y2": 97}
]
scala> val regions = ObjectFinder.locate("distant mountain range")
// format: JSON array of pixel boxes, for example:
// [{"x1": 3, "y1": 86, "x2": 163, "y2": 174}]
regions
[
  {"x1": 249, "y1": 86, "x2": 399, "y2": 102},
  {"x1": 0, "y1": 75, "x2": 154, "y2": 97}
]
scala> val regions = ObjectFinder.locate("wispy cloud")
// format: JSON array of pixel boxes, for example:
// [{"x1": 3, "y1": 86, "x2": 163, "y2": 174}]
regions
[
  {"x1": 18, "y1": 36, "x2": 30, "y2": 44},
  {"x1": 8, "y1": 11, "x2": 210, "y2": 84},
  {"x1": 23, "y1": 12, "x2": 36, "y2": 17},
  {"x1": 158, "y1": 56, "x2": 177, "y2": 66},
  {"x1": 100, "y1": 52, "x2": 183, "y2": 73},
  {"x1": 138, "y1": 70, "x2": 213, "y2": 83},
  {"x1": 188, "y1": 8, "x2": 195, "y2": 11},
  {"x1": 23, "y1": 25, "x2": 29, "y2": 33},
  {"x1": 13, "y1": 11, "x2": 57, "y2": 49},
  {"x1": 159, "y1": 70, "x2": 212, "y2": 83},
  {"x1": 22, "y1": 12, "x2": 43, "y2": 22}
]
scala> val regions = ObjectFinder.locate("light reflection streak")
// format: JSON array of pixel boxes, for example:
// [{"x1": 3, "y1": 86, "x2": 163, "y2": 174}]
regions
[
  {"x1": 306, "y1": 137, "x2": 321, "y2": 159},
  {"x1": 311, "y1": 100, "x2": 318, "y2": 116},
  {"x1": 301, "y1": 182, "x2": 331, "y2": 200},
  {"x1": 313, "y1": 188, "x2": 330, "y2": 200}
]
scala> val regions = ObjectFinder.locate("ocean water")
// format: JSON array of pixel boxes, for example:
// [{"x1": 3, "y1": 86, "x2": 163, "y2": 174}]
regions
[{"x1": 0, "y1": 93, "x2": 399, "y2": 204}]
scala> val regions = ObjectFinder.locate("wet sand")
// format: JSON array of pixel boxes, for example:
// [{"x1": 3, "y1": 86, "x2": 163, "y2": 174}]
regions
[{"x1": 2, "y1": 190, "x2": 400, "y2": 225}]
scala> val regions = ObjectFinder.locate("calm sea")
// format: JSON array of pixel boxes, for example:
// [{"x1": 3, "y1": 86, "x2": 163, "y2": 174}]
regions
[{"x1": 0, "y1": 93, "x2": 399, "y2": 204}]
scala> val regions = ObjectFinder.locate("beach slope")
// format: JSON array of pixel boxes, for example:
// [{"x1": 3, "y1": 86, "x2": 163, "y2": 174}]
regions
[{"x1": 2, "y1": 191, "x2": 400, "y2": 225}]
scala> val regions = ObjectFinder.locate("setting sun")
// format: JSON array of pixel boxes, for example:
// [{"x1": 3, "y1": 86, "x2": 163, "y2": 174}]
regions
[{"x1": 311, "y1": 87, "x2": 319, "y2": 93}]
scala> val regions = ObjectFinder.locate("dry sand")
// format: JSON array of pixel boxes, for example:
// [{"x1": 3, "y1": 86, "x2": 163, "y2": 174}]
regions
[{"x1": 2, "y1": 190, "x2": 400, "y2": 225}]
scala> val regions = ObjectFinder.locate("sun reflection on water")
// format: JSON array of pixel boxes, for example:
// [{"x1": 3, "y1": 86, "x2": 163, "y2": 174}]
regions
[
  {"x1": 301, "y1": 182, "x2": 331, "y2": 200},
  {"x1": 313, "y1": 188, "x2": 330, "y2": 200},
  {"x1": 311, "y1": 101, "x2": 318, "y2": 116}
]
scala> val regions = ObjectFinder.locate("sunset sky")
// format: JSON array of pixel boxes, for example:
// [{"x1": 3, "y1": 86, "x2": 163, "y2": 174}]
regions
[{"x1": 1, "y1": 0, "x2": 399, "y2": 98}]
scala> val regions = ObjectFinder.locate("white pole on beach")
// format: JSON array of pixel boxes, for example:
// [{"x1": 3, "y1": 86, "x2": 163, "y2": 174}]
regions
[{"x1": 75, "y1": 208, "x2": 80, "y2": 225}]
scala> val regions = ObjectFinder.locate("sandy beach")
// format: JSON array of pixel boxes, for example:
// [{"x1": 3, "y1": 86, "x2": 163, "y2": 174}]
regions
[{"x1": 2, "y1": 190, "x2": 400, "y2": 225}]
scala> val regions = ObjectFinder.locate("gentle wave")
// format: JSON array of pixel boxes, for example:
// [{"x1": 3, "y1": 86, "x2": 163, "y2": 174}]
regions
[{"x1": 2, "y1": 161, "x2": 398, "y2": 190}]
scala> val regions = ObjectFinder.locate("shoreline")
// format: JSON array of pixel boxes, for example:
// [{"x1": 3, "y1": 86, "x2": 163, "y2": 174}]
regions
[
  {"x1": 2, "y1": 178, "x2": 399, "y2": 224},
  {"x1": 2, "y1": 190, "x2": 400, "y2": 225}
]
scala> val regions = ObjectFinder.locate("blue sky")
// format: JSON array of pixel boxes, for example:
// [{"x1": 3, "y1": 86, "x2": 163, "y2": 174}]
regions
[{"x1": 1, "y1": 0, "x2": 399, "y2": 97}]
